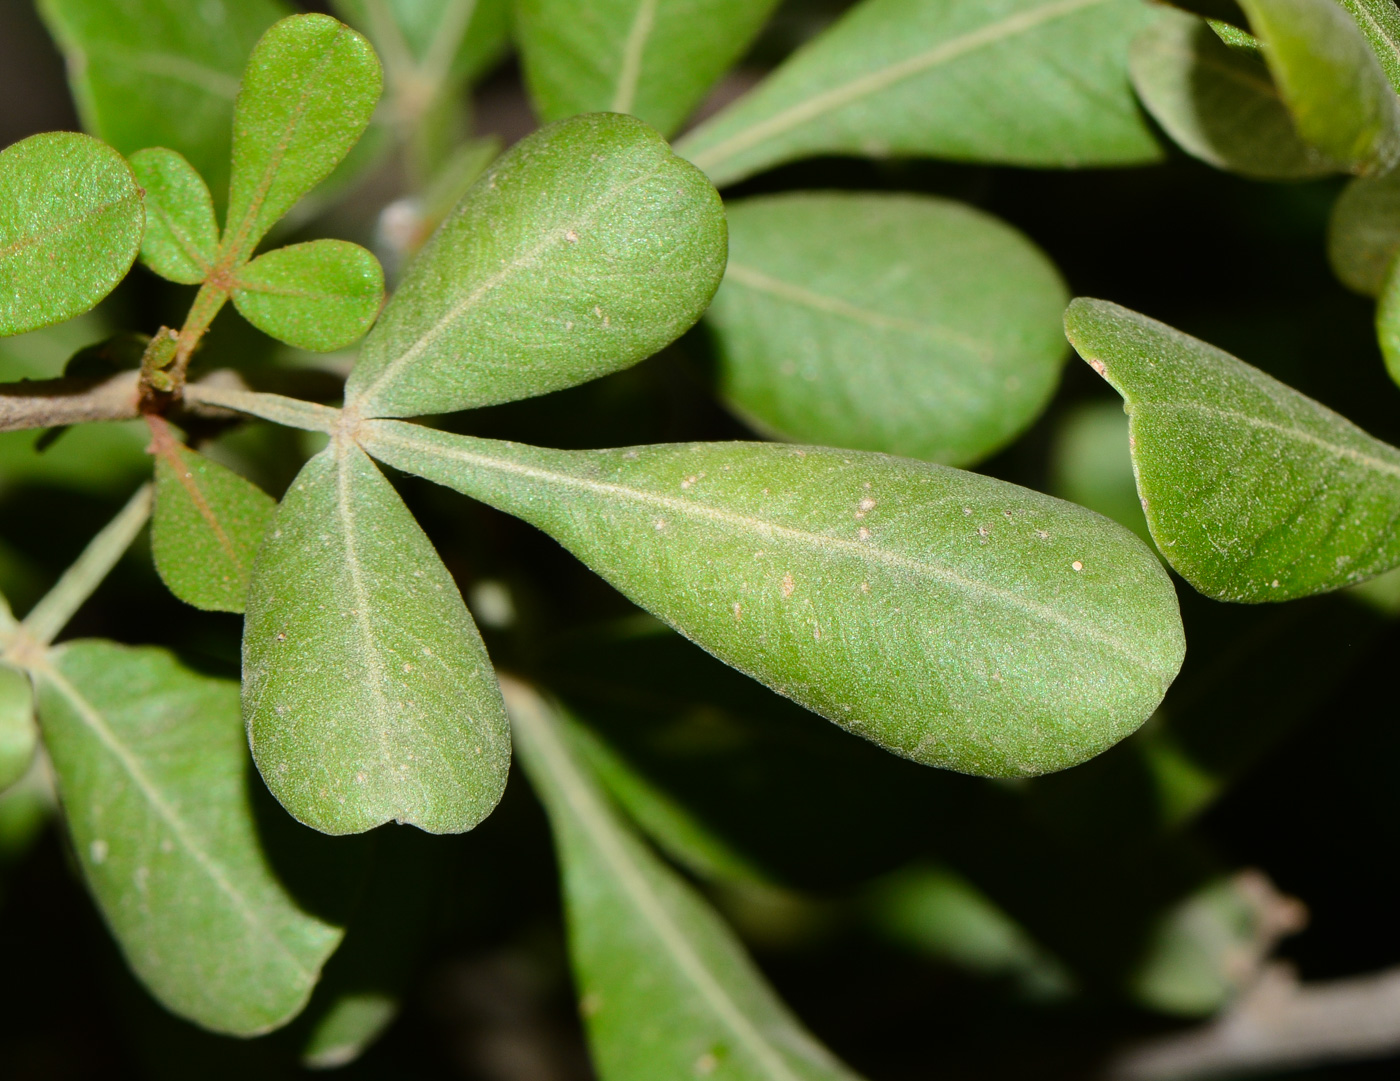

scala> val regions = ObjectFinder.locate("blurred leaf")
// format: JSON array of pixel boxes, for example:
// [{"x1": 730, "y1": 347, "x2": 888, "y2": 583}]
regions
[
  {"x1": 505, "y1": 681, "x2": 865, "y2": 1081},
  {"x1": 867, "y1": 864, "x2": 1074, "y2": 998},
  {"x1": 346, "y1": 113, "x2": 727, "y2": 419},
  {"x1": 1328, "y1": 171, "x2": 1400, "y2": 295},
  {"x1": 37, "y1": 0, "x2": 289, "y2": 208},
  {"x1": 675, "y1": 0, "x2": 1163, "y2": 188},
  {"x1": 149, "y1": 420, "x2": 276, "y2": 613},
  {"x1": 129, "y1": 147, "x2": 220, "y2": 285},
  {"x1": 1376, "y1": 254, "x2": 1400, "y2": 384},
  {"x1": 332, "y1": 0, "x2": 510, "y2": 89},
  {"x1": 223, "y1": 14, "x2": 383, "y2": 263},
  {"x1": 0, "y1": 663, "x2": 36, "y2": 793},
  {"x1": 1237, "y1": 0, "x2": 1400, "y2": 172},
  {"x1": 707, "y1": 192, "x2": 1069, "y2": 466},
  {"x1": 243, "y1": 441, "x2": 510, "y2": 836},
  {"x1": 363, "y1": 423, "x2": 1185, "y2": 778},
  {"x1": 1066, "y1": 298, "x2": 1400, "y2": 601},
  {"x1": 1337, "y1": 0, "x2": 1400, "y2": 93},
  {"x1": 231, "y1": 240, "x2": 385, "y2": 353},
  {"x1": 36, "y1": 641, "x2": 350, "y2": 1035},
  {"x1": 0, "y1": 423, "x2": 150, "y2": 497},
  {"x1": 0, "y1": 132, "x2": 143, "y2": 337},
  {"x1": 0, "y1": 751, "x2": 55, "y2": 863},
  {"x1": 568, "y1": 718, "x2": 772, "y2": 887},
  {"x1": 1130, "y1": 9, "x2": 1344, "y2": 178},
  {"x1": 1160, "y1": 0, "x2": 1249, "y2": 25},
  {"x1": 515, "y1": 0, "x2": 782, "y2": 137},
  {"x1": 1048, "y1": 401, "x2": 1151, "y2": 543}
]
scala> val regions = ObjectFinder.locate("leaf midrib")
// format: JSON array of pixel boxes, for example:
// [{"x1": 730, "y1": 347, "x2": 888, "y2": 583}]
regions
[
  {"x1": 0, "y1": 192, "x2": 136, "y2": 263},
  {"x1": 611, "y1": 0, "x2": 659, "y2": 113}
]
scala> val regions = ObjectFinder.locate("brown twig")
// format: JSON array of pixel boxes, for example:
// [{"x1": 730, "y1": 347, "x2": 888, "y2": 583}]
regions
[{"x1": 0, "y1": 369, "x2": 250, "y2": 433}]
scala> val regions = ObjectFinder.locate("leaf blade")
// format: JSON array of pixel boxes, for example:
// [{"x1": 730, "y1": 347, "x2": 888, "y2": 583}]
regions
[
  {"x1": 1328, "y1": 171, "x2": 1400, "y2": 295},
  {"x1": 128, "y1": 147, "x2": 220, "y2": 284},
  {"x1": 231, "y1": 239, "x2": 385, "y2": 352},
  {"x1": 362, "y1": 423, "x2": 1185, "y2": 778},
  {"x1": 0, "y1": 663, "x2": 37, "y2": 793},
  {"x1": 243, "y1": 441, "x2": 510, "y2": 836}
]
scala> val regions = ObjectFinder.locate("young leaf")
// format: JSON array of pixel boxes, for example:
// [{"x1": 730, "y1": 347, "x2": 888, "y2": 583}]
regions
[
  {"x1": 35, "y1": 641, "x2": 351, "y2": 1035},
  {"x1": 1236, "y1": 0, "x2": 1400, "y2": 172},
  {"x1": 231, "y1": 239, "x2": 385, "y2": 353},
  {"x1": 706, "y1": 192, "x2": 1069, "y2": 467},
  {"x1": 0, "y1": 132, "x2": 144, "y2": 338},
  {"x1": 1328, "y1": 172, "x2": 1400, "y2": 295},
  {"x1": 505, "y1": 680, "x2": 865, "y2": 1081},
  {"x1": 1337, "y1": 0, "x2": 1400, "y2": 94},
  {"x1": 345, "y1": 113, "x2": 727, "y2": 419},
  {"x1": 128, "y1": 148, "x2": 220, "y2": 285},
  {"x1": 0, "y1": 663, "x2": 37, "y2": 793},
  {"x1": 361, "y1": 423, "x2": 1185, "y2": 778},
  {"x1": 223, "y1": 14, "x2": 383, "y2": 262},
  {"x1": 674, "y1": 0, "x2": 1164, "y2": 188},
  {"x1": 243, "y1": 440, "x2": 511, "y2": 836},
  {"x1": 1065, "y1": 298, "x2": 1400, "y2": 602},
  {"x1": 1129, "y1": 9, "x2": 1344, "y2": 179},
  {"x1": 148, "y1": 419, "x2": 276, "y2": 613},
  {"x1": 515, "y1": 0, "x2": 783, "y2": 137},
  {"x1": 36, "y1": 0, "x2": 289, "y2": 208}
]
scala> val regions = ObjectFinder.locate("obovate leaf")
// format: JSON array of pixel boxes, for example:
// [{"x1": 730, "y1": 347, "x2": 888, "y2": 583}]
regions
[
  {"x1": 243, "y1": 439, "x2": 510, "y2": 835},
  {"x1": 515, "y1": 0, "x2": 783, "y2": 137},
  {"x1": 1236, "y1": 0, "x2": 1400, "y2": 172},
  {"x1": 505, "y1": 680, "x2": 865, "y2": 1081},
  {"x1": 128, "y1": 148, "x2": 219, "y2": 285},
  {"x1": 1328, "y1": 171, "x2": 1400, "y2": 295},
  {"x1": 361, "y1": 423, "x2": 1184, "y2": 778},
  {"x1": 1065, "y1": 297, "x2": 1400, "y2": 602},
  {"x1": 35, "y1": 640, "x2": 352, "y2": 1035},
  {"x1": 231, "y1": 239, "x2": 385, "y2": 352},
  {"x1": 222, "y1": 14, "x2": 383, "y2": 263},
  {"x1": 345, "y1": 113, "x2": 727, "y2": 419},
  {"x1": 0, "y1": 663, "x2": 36, "y2": 793},
  {"x1": 148, "y1": 418, "x2": 276, "y2": 613},
  {"x1": 0, "y1": 132, "x2": 143, "y2": 338},
  {"x1": 37, "y1": 0, "x2": 288, "y2": 208},
  {"x1": 1129, "y1": 8, "x2": 1344, "y2": 178},
  {"x1": 674, "y1": 0, "x2": 1164, "y2": 188},
  {"x1": 706, "y1": 192, "x2": 1069, "y2": 467},
  {"x1": 1338, "y1": 0, "x2": 1400, "y2": 94}
]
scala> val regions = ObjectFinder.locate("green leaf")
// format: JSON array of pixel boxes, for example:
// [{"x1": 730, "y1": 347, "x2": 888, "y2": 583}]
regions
[
  {"x1": 1328, "y1": 171, "x2": 1400, "y2": 295},
  {"x1": 223, "y1": 14, "x2": 383, "y2": 263},
  {"x1": 362, "y1": 423, "x2": 1185, "y2": 778},
  {"x1": 332, "y1": 0, "x2": 510, "y2": 88},
  {"x1": 0, "y1": 663, "x2": 36, "y2": 793},
  {"x1": 1065, "y1": 298, "x2": 1400, "y2": 602},
  {"x1": 707, "y1": 192, "x2": 1069, "y2": 467},
  {"x1": 515, "y1": 0, "x2": 783, "y2": 137},
  {"x1": 35, "y1": 640, "x2": 351, "y2": 1035},
  {"x1": 128, "y1": 147, "x2": 219, "y2": 285},
  {"x1": 0, "y1": 132, "x2": 143, "y2": 338},
  {"x1": 149, "y1": 421, "x2": 277, "y2": 613},
  {"x1": 345, "y1": 113, "x2": 727, "y2": 419},
  {"x1": 674, "y1": 0, "x2": 1164, "y2": 188},
  {"x1": 1049, "y1": 401, "x2": 1151, "y2": 544},
  {"x1": 231, "y1": 239, "x2": 385, "y2": 352},
  {"x1": 243, "y1": 440, "x2": 511, "y2": 835},
  {"x1": 1374, "y1": 254, "x2": 1400, "y2": 384},
  {"x1": 37, "y1": 0, "x2": 289, "y2": 209},
  {"x1": 505, "y1": 680, "x2": 865, "y2": 1081},
  {"x1": 1236, "y1": 0, "x2": 1400, "y2": 172},
  {"x1": 1337, "y1": 0, "x2": 1400, "y2": 94},
  {"x1": 1129, "y1": 8, "x2": 1344, "y2": 178}
]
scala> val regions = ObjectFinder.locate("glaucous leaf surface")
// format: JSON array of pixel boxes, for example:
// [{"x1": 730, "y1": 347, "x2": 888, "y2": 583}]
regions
[
  {"x1": 1129, "y1": 9, "x2": 1343, "y2": 178},
  {"x1": 128, "y1": 148, "x2": 219, "y2": 285},
  {"x1": 1237, "y1": 0, "x2": 1400, "y2": 172},
  {"x1": 707, "y1": 193, "x2": 1069, "y2": 466},
  {"x1": 1328, "y1": 171, "x2": 1400, "y2": 295},
  {"x1": 37, "y1": 0, "x2": 288, "y2": 207},
  {"x1": 674, "y1": 0, "x2": 1164, "y2": 187},
  {"x1": 35, "y1": 641, "x2": 349, "y2": 1035},
  {"x1": 149, "y1": 423, "x2": 276, "y2": 613},
  {"x1": 1066, "y1": 298, "x2": 1400, "y2": 602},
  {"x1": 362, "y1": 423, "x2": 1185, "y2": 778},
  {"x1": 243, "y1": 440, "x2": 510, "y2": 836},
  {"x1": 231, "y1": 239, "x2": 385, "y2": 353},
  {"x1": 223, "y1": 14, "x2": 383, "y2": 262},
  {"x1": 332, "y1": 0, "x2": 510, "y2": 88},
  {"x1": 345, "y1": 113, "x2": 726, "y2": 418},
  {"x1": 0, "y1": 132, "x2": 143, "y2": 338},
  {"x1": 515, "y1": 0, "x2": 783, "y2": 137},
  {"x1": 505, "y1": 681, "x2": 865, "y2": 1081},
  {"x1": 1338, "y1": 0, "x2": 1400, "y2": 93},
  {"x1": 0, "y1": 663, "x2": 36, "y2": 793}
]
